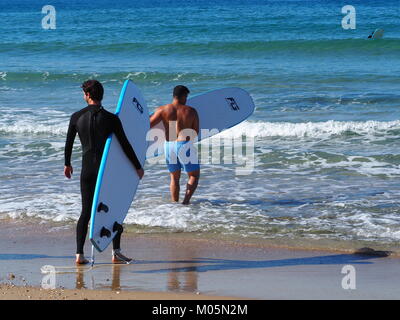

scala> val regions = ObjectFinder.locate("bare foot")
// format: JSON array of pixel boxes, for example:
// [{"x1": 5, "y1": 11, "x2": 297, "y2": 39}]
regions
[
  {"x1": 112, "y1": 250, "x2": 132, "y2": 264},
  {"x1": 76, "y1": 254, "x2": 89, "y2": 265}
]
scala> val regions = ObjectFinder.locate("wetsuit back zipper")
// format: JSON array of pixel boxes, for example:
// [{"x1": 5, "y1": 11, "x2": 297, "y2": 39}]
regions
[{"x1": 90, "y1": 106, "x2": 103, "y2": 164}]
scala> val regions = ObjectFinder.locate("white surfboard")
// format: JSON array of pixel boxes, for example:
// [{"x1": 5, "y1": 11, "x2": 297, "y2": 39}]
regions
[
  {"x1": 89, "y1": 80, "x2": 149, "y2": 252},
  {"x1": 370, "y1": 28, "x2": 384, "y2": 39},
  {"x1": 147, "y1": 87, "x2": 255, "y2": 158}
]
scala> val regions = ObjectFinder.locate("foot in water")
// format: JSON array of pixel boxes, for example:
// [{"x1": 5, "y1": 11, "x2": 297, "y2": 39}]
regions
[
  {"x1": 76, "y1": 254, "x2": 90, "y2": 265},
  {"x1": 112, "y1": 249, "x2": 133, "y2": 264}
]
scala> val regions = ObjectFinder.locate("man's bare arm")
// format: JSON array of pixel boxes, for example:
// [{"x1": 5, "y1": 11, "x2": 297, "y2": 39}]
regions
[
  {"x1": 192, "y1": 109, "x2": 199, "y2": 135},
  {"x1": 150, "y1": 107, "x2": 164, "y2": 128}
]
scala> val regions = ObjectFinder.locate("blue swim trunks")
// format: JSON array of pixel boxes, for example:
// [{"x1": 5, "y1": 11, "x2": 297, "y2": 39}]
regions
[{"x1": 164, "y1": 140, "x2": 200, "y2": 173}]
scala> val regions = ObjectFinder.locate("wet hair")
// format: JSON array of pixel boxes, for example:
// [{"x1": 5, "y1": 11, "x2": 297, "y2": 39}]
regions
[
  {"x1": 173, "y1": 85, "x2": 190, "y2": 99},
  {"x1": 81, "y1": 80, "x2": 104, "y2": 101}
]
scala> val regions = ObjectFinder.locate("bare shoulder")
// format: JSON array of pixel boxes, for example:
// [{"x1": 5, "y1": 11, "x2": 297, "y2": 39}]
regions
[
  {"x1": 185, "y1": 105, "x2": 198, "y2": 116},
  {"x1": 156, "y1": 104, "x2": 168, "y2": 111},
  {"x1": 162, "y1": 103, "x2": 178, "y2": 112},
  {"x1": 153, "y1": 104, "x2": 170, "y2": 116}
]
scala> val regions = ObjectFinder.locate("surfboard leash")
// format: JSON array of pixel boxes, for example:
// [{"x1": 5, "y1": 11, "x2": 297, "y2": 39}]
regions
[{"x1": 91, "y1": 245, "x2": 95, "y2": 267}]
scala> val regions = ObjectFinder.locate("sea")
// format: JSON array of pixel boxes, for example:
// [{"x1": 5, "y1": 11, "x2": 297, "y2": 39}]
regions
[{"x1": 0, "y1": 0, "x2": 399, "y2": 252}]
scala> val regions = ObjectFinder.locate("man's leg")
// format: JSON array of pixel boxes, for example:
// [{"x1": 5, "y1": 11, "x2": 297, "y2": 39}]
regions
[
  {"x1": 111, "y1": 224, "x2": 132, "y2": 264},
  {"x1": 182, "y1": 169, "x2": 200, "y2": 205},
  {"x1": 170, "y1": 169, "x2": 181, "y2": 202},
  {"x1": 165, "y1": 141, "x2": 181, "y2": 202},
  {"x1": 112, "y1": 228, "x2": 122, "y2": 251},
  {"x1": 76, "y1": 174, "x2": 95, "y2": 264}
]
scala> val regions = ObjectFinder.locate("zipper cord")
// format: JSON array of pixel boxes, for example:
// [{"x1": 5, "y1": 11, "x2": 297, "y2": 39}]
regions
[{"x1": 90, "y1": 106, "x2": 103, "y2": 164}]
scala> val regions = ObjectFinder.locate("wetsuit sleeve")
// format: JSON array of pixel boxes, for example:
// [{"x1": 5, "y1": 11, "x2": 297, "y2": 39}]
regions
[
  {"x1": 113, "y1": 117, "x2": 142, "y2": 170},
  {"x1": 64, "y1": 114, "x2": 77, "y2": 166}
]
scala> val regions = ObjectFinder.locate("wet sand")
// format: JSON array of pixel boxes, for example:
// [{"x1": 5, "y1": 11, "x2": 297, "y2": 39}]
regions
[
  {"x1": 0, "y1": 220, "x2": 399, "y2": 299},
  {"x1": 0, "y1": 284, "x2": 237, "y2": 300}
]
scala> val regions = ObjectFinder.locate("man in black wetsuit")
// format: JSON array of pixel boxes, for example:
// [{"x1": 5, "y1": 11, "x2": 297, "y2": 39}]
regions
[{"x1": 64, "y1": 80, "x2": 144, "y2": 264}]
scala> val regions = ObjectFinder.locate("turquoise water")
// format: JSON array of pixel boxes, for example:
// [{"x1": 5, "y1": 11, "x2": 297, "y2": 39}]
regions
[{"x1": 0, "y1": 0, "x2": 399, "y2": 249}]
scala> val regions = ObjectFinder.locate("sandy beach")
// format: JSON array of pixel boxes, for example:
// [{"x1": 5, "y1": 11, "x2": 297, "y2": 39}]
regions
[
  {"x1": 0, "y1": 284, "x2": 237, "y2": 300},
  {"x1": 0, "y1": 219, "x2": 398, "y2": 300}
]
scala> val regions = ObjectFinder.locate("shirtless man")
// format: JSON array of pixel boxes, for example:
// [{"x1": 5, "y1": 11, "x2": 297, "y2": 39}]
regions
[{"x1": 150, "y1": 85, "x2": 200, "y2": 205}]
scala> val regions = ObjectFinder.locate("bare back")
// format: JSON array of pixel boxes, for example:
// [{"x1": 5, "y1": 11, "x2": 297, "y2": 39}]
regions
[{"x1": 151, "y1": 103, "x2": 199, "y2": 142}]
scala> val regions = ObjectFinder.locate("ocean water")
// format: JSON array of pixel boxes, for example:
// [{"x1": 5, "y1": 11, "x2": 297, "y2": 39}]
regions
[{"x1": 1, "y1": 0, "x2": 400, "y2": 251}]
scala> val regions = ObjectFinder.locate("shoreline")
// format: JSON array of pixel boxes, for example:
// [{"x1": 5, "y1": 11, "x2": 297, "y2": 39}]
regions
[
  {"x1": 1, "y1": 217, "x2": 398, "y2": 257},
  {"x1": 1, "y1": 219, "x2": 399, "y2": 299}
]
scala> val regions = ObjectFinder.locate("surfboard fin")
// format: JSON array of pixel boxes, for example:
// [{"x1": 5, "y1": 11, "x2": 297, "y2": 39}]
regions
[
  {"x1": 113, "y1": 222, "x2": 123, "y2": 233},
  {"x1": 100, "y1": 227, "x2": 111, "y2": 238},
  {"x1": 97, "y1": 202, "x2": 109, "y2": 213}
]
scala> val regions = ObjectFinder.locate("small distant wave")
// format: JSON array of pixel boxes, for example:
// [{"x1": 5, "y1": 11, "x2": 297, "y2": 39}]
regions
[
  {"x1": 2, "y1": 69, "x2": 400, "y2": 88},
  {"x1": 0, "y1": 71, "x2": 211, "y2": 84},
  {"x1": 1, "y1": 39, "x2": 400, "y2": 55},
  {"x1": 219, "y1": 120, "x2": 400, "y2": 139}
]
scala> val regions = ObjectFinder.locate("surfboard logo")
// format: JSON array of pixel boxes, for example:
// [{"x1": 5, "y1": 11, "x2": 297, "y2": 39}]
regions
[
  {"x1": 132, "y1": 97, "x2": 144, "y2": 114},
  {"x1": 225, "y1": 97, "x2": 240, "y2": 111}
]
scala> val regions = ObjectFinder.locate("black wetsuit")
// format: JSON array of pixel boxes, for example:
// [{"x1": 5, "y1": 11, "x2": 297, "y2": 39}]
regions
[{"x1": 64, "y1": 104, "x2": 142, "y2": 254}]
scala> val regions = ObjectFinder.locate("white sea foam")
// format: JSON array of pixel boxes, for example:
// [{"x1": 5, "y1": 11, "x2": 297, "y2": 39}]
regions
[
  {"x1": 2, "y1": 119, "x2": 399, "y2": 138},
  {"x1": 282, "y1": 155, "x2": 400, "y2": 177},
  {"x1": 0, "y1": 122, "x2": 67, "y2": 135},
  {"x1": 218, "y1": 120, "x2": 400, "y2": 139},
  {"x1": 0, "y1": 193, "x2": 81, "y2": 222},
  {"x1": 1, "y1": 114, "x2": 399, "y2": 245},
  {"x1": 1, "y1": 176, "x2": 399, "y2": 244}
]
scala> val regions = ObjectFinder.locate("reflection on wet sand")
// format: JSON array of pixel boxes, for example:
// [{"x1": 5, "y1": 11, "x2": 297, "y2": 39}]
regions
[
  {"x1": 74, "y1": 263, "x2": 133, "y2": 291},
  {"x1": 167, "y1": 247, "x2": 198, "y2": 293},
  {"x1": 111, "y1": 264, "x2": 121, "y2": 291},
  {"x1": 73, "y1": 252, "x2": 200, "y2": 293},
  {"x1": 167, "y1": 268, "x2": 198, "y2": 293},
  {"x1": 75, "y1": 268, "x2": 85, "y2": 289}
]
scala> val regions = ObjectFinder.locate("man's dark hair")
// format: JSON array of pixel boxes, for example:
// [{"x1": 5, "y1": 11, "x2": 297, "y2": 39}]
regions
[
  {"x1": 81, "y1": 80, "x2": 104, "y2": 102},
  {"x1": 173, "y1": 85, "x2": 190, "y2": 99}
]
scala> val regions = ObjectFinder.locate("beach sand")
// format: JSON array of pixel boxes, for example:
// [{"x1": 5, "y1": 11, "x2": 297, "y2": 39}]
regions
[
  {"x1": 0, "y1": 284, "x2": 236, "y2": 300},
  {"x1": 0, "y1": 219, "x2": 399, "y2": 300}
]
